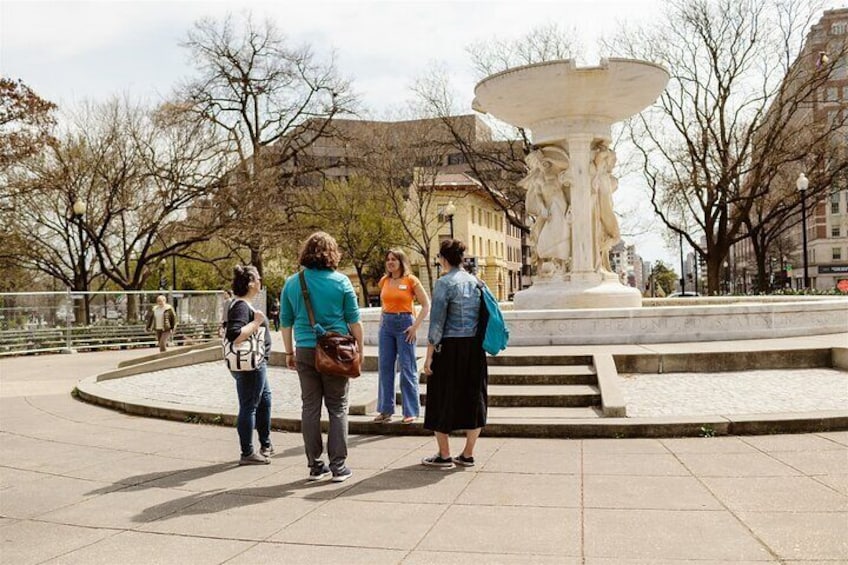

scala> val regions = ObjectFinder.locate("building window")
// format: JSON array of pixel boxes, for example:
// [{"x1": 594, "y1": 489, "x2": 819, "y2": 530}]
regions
[
  {"x1": 827, "y1": 87, "x2": 839, "y2": 102},
  {"x1": 833, "y1": 226, "x2": 841, "y2": 238},
  {"x1": 832, "y1": 22, "x2": 847, "y2": 35},
  {"x1": 834, "y1": 248, "x2": 842, "y2": 261},
  {"x1": 447, "y1": 153, "x2": 466, "y2": 165},
  {"x1": 832, "y1": 192, "x2": 841, "y2": 214}
]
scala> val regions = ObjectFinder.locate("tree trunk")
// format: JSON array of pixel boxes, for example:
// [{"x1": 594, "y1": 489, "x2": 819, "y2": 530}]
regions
[
  {"x1": 250, "y1": 245, "x2": 263, "y2": 277},
  {"x1": 354, "y1": 264, "x2": 368, "y2": 307},
  {"x1": 127, "y1": 293, "x2": 139, "y2": 323},
  {"x1": 706, "y1": 256, "x2": 722, "y2": 295},
  {"x1": 750, "y1": 233, "x2": 771, "y2": 294}
]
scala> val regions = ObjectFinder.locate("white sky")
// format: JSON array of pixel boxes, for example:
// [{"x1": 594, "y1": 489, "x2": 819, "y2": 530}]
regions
[{"x1": 7, "y1": 0, "x2": 834, "y2": 267}]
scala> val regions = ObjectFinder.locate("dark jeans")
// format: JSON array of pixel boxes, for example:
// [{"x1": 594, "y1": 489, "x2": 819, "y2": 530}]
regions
[{"x1": 230, "y1": 362, "x2": 272, "y2": 456}]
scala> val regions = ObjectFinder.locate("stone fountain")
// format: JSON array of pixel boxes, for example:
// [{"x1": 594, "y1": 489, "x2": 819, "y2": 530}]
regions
[
  {"x1": 472, "y1": 58, "x2": 669, "y2": 309},
  {"x1": 358, "y1": 58, "x2": 847, "y2": 346}
]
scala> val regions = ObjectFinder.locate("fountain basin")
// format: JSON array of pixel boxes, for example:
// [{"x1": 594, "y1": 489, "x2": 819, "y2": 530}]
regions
[
  {"x1": 472, "y1": 58, "x2": 670, "y2": 144},
  {"x1": 361, "y1": 297, "x2": 848, "y2": 346}
]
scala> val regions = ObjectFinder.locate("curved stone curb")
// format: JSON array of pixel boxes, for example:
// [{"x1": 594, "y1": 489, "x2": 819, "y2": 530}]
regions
[{"x1": 75, "y1": 373, "x2": 848, "y2": 439}]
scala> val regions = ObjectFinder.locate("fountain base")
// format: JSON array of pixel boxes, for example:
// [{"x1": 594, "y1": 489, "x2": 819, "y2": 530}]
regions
[{"x1": 513, "y1": 277, "x2": 642, "y2": 310}]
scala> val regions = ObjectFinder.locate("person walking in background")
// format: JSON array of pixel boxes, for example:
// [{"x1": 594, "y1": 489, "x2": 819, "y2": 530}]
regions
[
  {"x1": 373, "y1": 249, "x2": 430, "y2": 425},
  {"x1": 146, "y1": 295, "x2": 176, "y2": 352},
  {"x1": 218, "y1": 289, "x2": 233, "y2": 338},
  {"x1": 280, "y1": 231, "x2": 362, "y2": 483},
  {"x1": 421, "y1": 239, "x2": 488, "y2": 469},
  {"x1": 268, "y1": 297, "x2": 280, "y2": 332},
  {"x1": 225, "y1": 266, "x2": 273, "y2": 465}
]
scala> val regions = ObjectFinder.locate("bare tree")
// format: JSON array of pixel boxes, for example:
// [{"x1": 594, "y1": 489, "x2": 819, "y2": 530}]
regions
[
  {"x1": 4, "y1": 97, "x2": 230, "y2": 320},
  {"x1": 412, "y1": 26, "x2": 584, "y2": 272},
  {"x1": 466, "y1": 23, "x2": 583, "y2": 77},
  {"x1": 178, "y1": 13, "x2": 357, "y2": 276},
  {"x1": 349, "y1": 118, "x2": 460, "y2": 291},
  {"x1": 603, "y1": 0, "x2": 847, "y2": 293}
]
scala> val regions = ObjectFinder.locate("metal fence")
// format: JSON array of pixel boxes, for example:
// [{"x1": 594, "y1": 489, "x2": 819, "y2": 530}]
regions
[{"x1": 0, "y1": 289, "x2": 267, "y2": 356}]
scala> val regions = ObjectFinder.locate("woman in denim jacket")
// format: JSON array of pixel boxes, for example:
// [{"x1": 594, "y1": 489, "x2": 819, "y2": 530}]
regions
[{"x1": 421, "y1": 238, "x2": 488, "y2": 469}]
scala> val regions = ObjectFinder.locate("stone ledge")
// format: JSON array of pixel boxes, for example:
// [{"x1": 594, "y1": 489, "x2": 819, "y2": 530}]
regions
[{"x1": 75, "y1": 375, "x2": 848, "y2": 439}]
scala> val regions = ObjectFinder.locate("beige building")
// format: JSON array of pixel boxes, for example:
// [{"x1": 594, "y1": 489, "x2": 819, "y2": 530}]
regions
[
  {"x1": 414, "y1": 173, "x2": 522, "y2": 301},
  {"x1": 291, "y1": 115, "x2": 526, "y2": 302},
  {"x1": 735, "y1": 9, "x2": 848, "y2": 292}
]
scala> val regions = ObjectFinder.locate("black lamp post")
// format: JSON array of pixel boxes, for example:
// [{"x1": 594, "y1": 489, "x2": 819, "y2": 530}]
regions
[
  {"x1": 72, "y1": 199, "x2": 90, "y2": 325},
  {"x1": 679, "y1": 232, "x2": 685, "y2": 295},
  {"x1": 444, "y1": 200, "x2": 456, "y2": 239},
  {"x1": 796, "y1": 172, "x2": 810, "y2": 289}
]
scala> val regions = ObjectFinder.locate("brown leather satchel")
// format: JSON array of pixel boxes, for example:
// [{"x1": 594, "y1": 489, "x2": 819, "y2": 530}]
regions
[{"x1": 298, "y1": 271, "x2": 361, "y2": 378}]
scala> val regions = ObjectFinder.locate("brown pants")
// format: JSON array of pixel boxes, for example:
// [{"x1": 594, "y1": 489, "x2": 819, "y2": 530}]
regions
[{"x1": 155, "y1": 330, "x2": 172, "y2": 352}]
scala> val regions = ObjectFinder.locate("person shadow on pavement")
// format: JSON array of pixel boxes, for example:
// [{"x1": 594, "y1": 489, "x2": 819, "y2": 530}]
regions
[
  {"x1": 300, "y1": 463, "x2": 461, "y2": 501},
  {"x1": 86, "y1": 443, "x2": 305, "y2": 496}
]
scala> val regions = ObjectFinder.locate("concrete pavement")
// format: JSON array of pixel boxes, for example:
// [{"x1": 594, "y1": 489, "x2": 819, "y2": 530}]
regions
[{"x1": 1, "y1": 348, "x2": 847, "y2": 563}]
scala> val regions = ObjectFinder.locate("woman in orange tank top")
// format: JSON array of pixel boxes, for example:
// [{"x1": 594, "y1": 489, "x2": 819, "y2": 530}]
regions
[{"x1": 374, "y1": 249, "x2": 430, "y2": 424}]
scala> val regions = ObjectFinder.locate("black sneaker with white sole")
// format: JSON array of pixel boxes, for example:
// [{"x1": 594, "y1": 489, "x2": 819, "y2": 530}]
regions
[
  {"x1": 331, "y1": 467, "x2": 353, "y2": 483},
  {"x1": 421, "y1": 454, "x2": 455, "y2": 468},
  {"x1": 452, "y1": 454, "x2": 475, "y2": 467},
  {"x1": 308, "y1": 462, "x2": 331, "y2": 481}
]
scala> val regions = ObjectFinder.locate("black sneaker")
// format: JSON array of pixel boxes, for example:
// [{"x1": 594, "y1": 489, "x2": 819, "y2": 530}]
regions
[
  {"x1": 421, "y1": 454, "x2": 455, "y2": 468},
  {"x1": 452, "y1": 454, "x2": 475, "y2": 467},
  {"x1": 308, "y1": 462, "x2": 331, "y2": 481},
  {"x1": 331, "y1": 467, "x2": 353, "y2": 483}
]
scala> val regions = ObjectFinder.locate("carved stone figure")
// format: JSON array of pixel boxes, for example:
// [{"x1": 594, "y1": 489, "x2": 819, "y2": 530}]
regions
[
  {"x1": 519, "y1": 146, "x2": 572, "y2": 276},
  {"x1": 590, "y1": 141, "x2": 621, "y2": 274}
]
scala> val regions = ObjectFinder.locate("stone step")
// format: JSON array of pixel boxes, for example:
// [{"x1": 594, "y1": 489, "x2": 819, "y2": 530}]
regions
[
  {"x1": 485, "y1": 406, "x2": 604, "y2": 420},
  {"x1": 398, "y1": 384, "x2": 601, "y2": 408},
  {"x1": 420, "y1": 365, "x2": 597, "y2": 386},
  {"x1": 486, "y1": 354, "x2": 594, "y2": 367}
]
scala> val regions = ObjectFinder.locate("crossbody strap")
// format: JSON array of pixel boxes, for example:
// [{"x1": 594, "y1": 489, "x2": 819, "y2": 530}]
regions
[{"x1": 298, "y1": 271, "x2": 318, "y2": 328}]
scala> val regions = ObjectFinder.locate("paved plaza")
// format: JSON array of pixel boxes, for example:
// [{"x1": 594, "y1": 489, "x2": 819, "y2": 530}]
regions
[{"x1": 1, "y1": 347, "x2": 847, "y2": 564}]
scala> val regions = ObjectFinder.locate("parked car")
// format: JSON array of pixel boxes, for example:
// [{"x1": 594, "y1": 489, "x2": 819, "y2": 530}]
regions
[{"x1": 666, "y1": 291, "x2": 701, "y2": 298}]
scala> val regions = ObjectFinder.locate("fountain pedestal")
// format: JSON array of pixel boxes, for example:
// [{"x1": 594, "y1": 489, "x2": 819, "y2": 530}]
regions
[{"x1": 473, "y1": 59, "x2": 669, "y2": 310}]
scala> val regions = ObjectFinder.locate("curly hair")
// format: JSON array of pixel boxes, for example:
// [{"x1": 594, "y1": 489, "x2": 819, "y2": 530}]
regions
[
  {"x1": 299, "y1": 231, "x2": 341, "y2": 270},
  {"x1": 439, "y1": 238, "x2": 466, "y2": 267},
  {"x1": 232, "y1": 265, "x2": 260, "y2": 297}
]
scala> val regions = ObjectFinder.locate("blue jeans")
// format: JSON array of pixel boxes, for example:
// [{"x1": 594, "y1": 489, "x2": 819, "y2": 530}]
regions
[
  {"x1": 377, "y1": 313, "x2": 420, "y2": 417},
  {"x1": 231, "y1": 362, "x2": 272, "y2": 456}
]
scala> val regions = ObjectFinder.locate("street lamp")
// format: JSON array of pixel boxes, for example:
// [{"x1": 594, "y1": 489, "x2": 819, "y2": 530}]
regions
[
  {"x1": 71, "y1": 199, "x2": 89, "y2": 325},
  {"x1": 723, "y1": 260, "x2": 730, "y2": 294},
  {"x1": 796, "y1": 172, "x2": 810, "y2": 289},
  {"x1": 678, "y1": 232, "x2": 685, "y2": 295},
  {"x1": 444, "y1": 200, "x2": 456, "y2": 239}
]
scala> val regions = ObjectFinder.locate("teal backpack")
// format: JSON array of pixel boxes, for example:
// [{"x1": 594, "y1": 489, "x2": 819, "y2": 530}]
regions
[{"x1": 476, "y1": 282, "x2": 509, "y2": 356}]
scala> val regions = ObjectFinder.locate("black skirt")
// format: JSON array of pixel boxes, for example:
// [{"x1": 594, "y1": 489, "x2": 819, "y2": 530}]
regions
[{"x1": 423, "y1": 336, "x2": 488, "y2": 434}]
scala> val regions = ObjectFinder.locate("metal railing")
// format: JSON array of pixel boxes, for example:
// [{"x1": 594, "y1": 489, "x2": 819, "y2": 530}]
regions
[{"x1": 0, "y1": 290, "x2": 266, "y2": 356}]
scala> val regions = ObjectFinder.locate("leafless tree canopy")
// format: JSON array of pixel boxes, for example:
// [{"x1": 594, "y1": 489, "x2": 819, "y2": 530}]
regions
[
  {"x1": 467, "y1": 23, "x2": 583, "y2": 79},
  {"x1": 3, "y1": 98, "x2": 231, "y2": 301},
  {"x1": 178, "y1": 14, "x2": 358, "y2": 275},
  {"x1": 603, "y1": 0, "x2": 847, "y2": 293}
]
